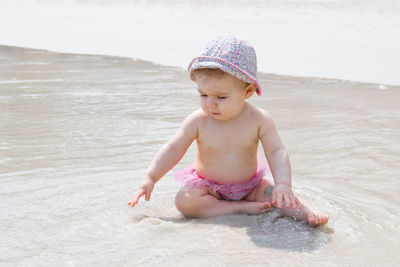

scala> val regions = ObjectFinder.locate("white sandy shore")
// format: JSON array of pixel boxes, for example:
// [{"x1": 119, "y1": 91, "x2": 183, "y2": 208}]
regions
[{"x1": 1, "y1": 0, "x2": 399, "y2": 86}]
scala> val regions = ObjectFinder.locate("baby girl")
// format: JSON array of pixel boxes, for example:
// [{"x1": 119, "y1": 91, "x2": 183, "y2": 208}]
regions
[{"x1": 128, "y1": 35, "x2": 329, "y2": 226}]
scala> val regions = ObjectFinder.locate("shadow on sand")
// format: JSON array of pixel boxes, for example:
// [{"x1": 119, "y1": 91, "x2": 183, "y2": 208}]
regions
[{"x1": 130, "y1": 208, "x2": 333, "y2": 252}]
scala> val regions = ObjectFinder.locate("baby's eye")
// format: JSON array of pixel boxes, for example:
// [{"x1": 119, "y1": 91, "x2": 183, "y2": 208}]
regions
[
  {"x1": 200, "y1": 94, "x2": 207, "y2": 97},
  {"x1": 217, "y1": 96, "x2": 227, "y2": 99}
]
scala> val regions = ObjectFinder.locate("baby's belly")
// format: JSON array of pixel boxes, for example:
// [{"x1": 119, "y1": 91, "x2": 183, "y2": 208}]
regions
[{"x1": 194, "y1": 157, "x2": 258, "y2": 184}]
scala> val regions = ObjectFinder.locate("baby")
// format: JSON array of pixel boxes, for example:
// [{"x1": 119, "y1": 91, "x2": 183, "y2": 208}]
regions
[{"x1": 128, "y1": 35, "x2": 329, "y2": 226}]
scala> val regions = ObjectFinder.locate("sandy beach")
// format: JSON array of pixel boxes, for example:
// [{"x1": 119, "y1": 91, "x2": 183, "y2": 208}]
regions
[{"x1": 1, "y1": 45, "x2": 399, "y2": 266}]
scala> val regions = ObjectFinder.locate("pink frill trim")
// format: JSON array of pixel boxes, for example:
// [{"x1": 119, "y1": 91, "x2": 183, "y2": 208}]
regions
[{"x1": 174, "y1": 155, "x2": 270, "y2": 200}]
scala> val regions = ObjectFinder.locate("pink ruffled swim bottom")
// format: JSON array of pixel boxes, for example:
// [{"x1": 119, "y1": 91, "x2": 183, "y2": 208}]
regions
[{"x1": 174, "y1": 160, "x2": 269, "y2": 201}]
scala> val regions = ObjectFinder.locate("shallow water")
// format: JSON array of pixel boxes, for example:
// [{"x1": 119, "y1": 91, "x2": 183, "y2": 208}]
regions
[{"x1": 1, "y1": 46, "x2": 399, "y2": 266}]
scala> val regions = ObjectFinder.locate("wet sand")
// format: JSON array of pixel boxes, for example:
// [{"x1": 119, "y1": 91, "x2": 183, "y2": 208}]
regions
[{"x1": 1, "y1": 45, "x2": 399, "y2": 266}]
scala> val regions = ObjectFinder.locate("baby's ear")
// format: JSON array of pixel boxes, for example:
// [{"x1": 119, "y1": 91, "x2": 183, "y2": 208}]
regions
[{"x1": 245, "y1": 84, "x2": 257, "y2": 98}]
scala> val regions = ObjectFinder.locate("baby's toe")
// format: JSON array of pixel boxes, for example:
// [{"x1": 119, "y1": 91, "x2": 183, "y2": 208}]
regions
[
  {"x1": 321, "y1": 213, "x2": 329, "y2": 224},
  {"x1": 308, "y1": 212, "x2": 329, "y2": 226},
  {"x1": 307, "y1": 214, "x2": 315, "y2": 223}
]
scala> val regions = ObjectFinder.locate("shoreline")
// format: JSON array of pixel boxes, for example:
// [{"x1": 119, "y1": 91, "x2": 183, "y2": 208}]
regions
[{"x1": 3, "y1": 44, "x2": 399, "y2": 88}]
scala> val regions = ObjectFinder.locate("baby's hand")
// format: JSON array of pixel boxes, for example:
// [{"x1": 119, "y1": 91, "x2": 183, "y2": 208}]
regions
[
  {"x1": 127, "y1": 175, "x2": 155, "y2": 207},
  {"x1": 272, "y1": 184, "x2": 300, "y2": 209}
]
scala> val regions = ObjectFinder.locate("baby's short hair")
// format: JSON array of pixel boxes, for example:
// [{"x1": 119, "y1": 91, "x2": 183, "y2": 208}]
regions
[
  {"x1": 190, "y1": 68, "x2": 250, "y2": 88},
  {"x1": 190, "y1": 68, "x2": 225, "y2": 82}
]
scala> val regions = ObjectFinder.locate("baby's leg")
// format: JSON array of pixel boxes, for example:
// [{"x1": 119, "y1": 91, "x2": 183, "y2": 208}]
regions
[
  {"x1": 246, "y1": 179, "x2": 329, "y2": 226},
  {"x1": 175, "y1": 186, "x2": 271, "y2": 218}
]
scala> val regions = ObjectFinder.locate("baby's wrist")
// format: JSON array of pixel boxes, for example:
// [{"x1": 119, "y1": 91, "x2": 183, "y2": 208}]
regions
[
  {"x1": 275, "y1": 183, "x2": 291, "y2": 188},
  {"x1": 144, "y1": 174, "x2": 156, "y2": 183}
]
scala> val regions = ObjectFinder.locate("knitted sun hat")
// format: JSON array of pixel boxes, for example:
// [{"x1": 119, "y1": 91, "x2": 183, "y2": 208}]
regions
[{"x1": 188, "y1": 35, "x2": 262, "y2": 95}]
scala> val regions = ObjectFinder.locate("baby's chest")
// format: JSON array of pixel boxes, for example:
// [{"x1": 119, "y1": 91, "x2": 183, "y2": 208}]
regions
[{"x1": 198, "y1": 125, "x2": 259, "y2": 151}]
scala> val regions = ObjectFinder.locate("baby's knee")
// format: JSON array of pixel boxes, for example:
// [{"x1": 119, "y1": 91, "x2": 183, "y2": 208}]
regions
[
  {"x1": 175, "y1": 188, "x2": 189, "y2": 212},
  {"x1": 174, "y1": 187, "x2": 202, "y2": 217},
  {"x1": 247, "y1": 178, "x2": 274, "y2": 202}
]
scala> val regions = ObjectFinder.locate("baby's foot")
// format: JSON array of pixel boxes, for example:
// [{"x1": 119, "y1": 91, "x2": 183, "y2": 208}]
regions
[
  {"x1": 239, "y1": 201, "x2": 271, "y2": 215},
  {"x1": 307, "y1": 211, "x2": 329, "y2": 226},
  {"x1": 294, "y1": 197, "x2": 329, "y2": 226}
]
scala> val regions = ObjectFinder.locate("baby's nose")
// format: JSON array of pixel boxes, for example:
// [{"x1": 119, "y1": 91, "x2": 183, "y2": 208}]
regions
[{"x1": 207, "y1": 98, "x2": 217, "y2": 108}]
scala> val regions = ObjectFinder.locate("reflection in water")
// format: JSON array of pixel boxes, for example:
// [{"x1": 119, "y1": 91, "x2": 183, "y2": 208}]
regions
[{"x1": 0, "y1": 46, "x2": 399, "y2": 266}]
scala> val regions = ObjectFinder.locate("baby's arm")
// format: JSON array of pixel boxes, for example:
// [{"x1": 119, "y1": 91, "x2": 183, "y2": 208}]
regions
[
  {"x1": 127, "y1": 111, "x2": 200, "y2": 207},
  {"x1": 258, "y1": 110, "x2": 299, "y2": 209}
]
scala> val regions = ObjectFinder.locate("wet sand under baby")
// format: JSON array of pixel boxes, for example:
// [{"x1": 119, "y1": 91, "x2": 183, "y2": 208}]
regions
[{"x1": 0, "y1": 45, "x2": 399, "y2": 266}]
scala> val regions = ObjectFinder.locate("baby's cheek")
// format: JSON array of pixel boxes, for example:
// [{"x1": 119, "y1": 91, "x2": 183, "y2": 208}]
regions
[
  {"x1": 199, "y1": 99, "x2": 205, "y2": 108},
  {"x1": 200, "y1": 103, "x2": 208, "y2": 114},
  {"x1": 226, "y1": 103, "x2": 240, "y2": 115}
]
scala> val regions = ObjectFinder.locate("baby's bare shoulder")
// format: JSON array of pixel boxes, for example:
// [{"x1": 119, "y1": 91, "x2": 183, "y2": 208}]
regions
[
  {"x1": 181, "y1": 109, "x2": 206, "y2": 128},
  {"x1": 248, "y1": 105, "x2": 273, "y2": 123},
  {"x1": 186, "y1": 109, "x2": 206, "y2": 122},
  {"x1": 176, "y1": 110, "x2": 205, "y2": 141},
  {"x1": 248, "y1": 106, "x2": 276, "y2": 137}
]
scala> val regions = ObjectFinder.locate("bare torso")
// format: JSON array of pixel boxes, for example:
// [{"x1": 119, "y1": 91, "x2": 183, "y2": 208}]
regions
[{"x1": 194, "y1": 103, "x2": 262, "y2": 184}]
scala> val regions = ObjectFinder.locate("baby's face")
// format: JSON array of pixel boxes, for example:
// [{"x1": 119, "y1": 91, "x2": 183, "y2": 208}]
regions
[{"x1": 196, "y1": 74, "x2": 252, "y2": 121}]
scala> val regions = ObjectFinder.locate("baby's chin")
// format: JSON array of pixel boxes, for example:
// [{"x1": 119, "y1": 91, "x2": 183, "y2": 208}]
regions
[{"x1": 210, "y1": 115, "x2": 239, "y2": 122}]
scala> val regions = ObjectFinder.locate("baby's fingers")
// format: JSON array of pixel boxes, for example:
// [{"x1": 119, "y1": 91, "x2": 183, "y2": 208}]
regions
[
  {"x1": 127, "y1": 189, "x2": 145, "y2": 207},
  {"x1": 294, "y1": 196, "x2": 301, "y2": 207},
  {"x1": 271, "y1": 189, "x2": 276, "y2": 204},
  {"x1": 272, "y1": 190, "x2": 282, "y2": 206},
  {"x1": 283, "y1": 193, "x2": 292, "y2": 208},
  {"x1": 144, "y1": 189, "x2": 152, "y2": 201},
  {"x1": 275, "y1": 192, "x2": 284, "y2": 208},
  {"x1": 287, "y1": 194, "x2": 298, "y2": 209}
]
